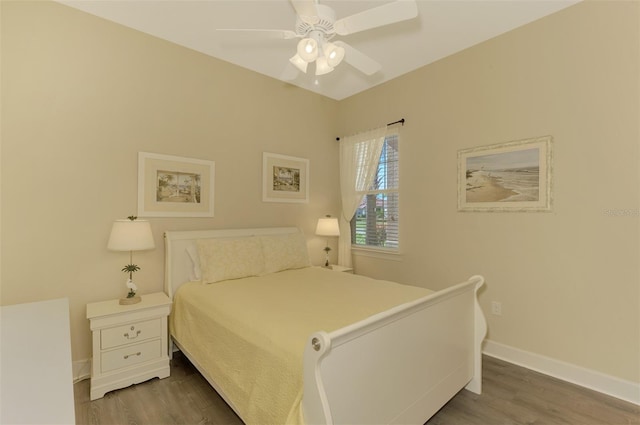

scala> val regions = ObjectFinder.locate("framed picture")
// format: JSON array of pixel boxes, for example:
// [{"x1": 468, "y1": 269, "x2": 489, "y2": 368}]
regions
[
  {"x1": 458, "y1": 136, "x2": 552, "y2": 212},
  {"x1": 262, "y1": 152, "x2": 309, "y2": 203},
  {"x1": 138, "y1": 152, "x2": 215, "y2": 217}
]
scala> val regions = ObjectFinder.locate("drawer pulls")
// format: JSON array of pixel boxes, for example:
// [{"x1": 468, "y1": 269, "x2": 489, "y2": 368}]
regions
[
  {"x1": 123, "y1": 352, "x2": 142, "y2": 360},
  {"x1": 124, "y1": 326, "x2": 141, "y2": 340}
]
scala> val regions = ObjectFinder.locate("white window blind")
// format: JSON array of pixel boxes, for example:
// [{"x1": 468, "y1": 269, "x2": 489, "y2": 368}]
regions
[{"x1": 351, "y1": 133, "x2": 399, "y2": 250}]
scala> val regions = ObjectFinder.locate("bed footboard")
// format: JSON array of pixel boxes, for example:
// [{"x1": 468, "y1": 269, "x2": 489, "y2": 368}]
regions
[{"x1": 302, "y1": 275, "x2": 486, "y2": 425}]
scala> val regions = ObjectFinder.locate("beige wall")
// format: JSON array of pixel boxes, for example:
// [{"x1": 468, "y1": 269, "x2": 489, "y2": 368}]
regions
[
  {"x1": 2, "y1": 0, "x2": 638, "y2": 387},
  {"x1": 1, "y1": 1, "x2": 341, "y2": 362},
  {"x1": 338, "y1": 1, "x2": 639, "y2": 383}
]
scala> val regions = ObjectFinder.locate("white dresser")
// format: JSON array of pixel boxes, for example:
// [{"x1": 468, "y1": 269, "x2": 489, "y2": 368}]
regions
[
  {"x1": 86, "y1": 292, "x2": 172, "y2": 400},
  {"x1": 0, "y1": 298, "x2": 76, "y2": 424}
]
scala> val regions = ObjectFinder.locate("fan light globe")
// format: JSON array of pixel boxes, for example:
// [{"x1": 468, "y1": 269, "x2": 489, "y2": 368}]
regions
[
  {"x1": 297, "y1": 38, "x2": 318, "y2": 62},
  {"x1": 324, "y1": 43, "x2": 345, "y2": 68},
  {"x1": 315, "y1": 56, "x2": 334, "y2": 76},
  {"x1": 289, "y1": 54, "x2": 308, "y2": 73}
]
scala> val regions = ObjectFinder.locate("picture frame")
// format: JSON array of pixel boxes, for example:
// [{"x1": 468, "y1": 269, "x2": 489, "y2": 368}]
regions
[
  {"x1": 457, "y1": 136, "x2": 552, "y2": 212},
  {"x1": 262, "y1": 152, "x2": 309, "y2": 203},
  {"x1": 137, "y1": 152, "x2": 215, "y2": 217}
]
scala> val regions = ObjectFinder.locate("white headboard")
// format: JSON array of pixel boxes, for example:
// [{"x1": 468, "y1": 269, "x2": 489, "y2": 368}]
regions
[{"x1": 163, "y1": 227, "x2": 301, "y2": 299}]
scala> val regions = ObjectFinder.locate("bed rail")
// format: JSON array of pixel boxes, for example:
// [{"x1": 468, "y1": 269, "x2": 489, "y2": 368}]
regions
[{"x1": 302, "y1": 275, "x2": 486, "y2": 425}]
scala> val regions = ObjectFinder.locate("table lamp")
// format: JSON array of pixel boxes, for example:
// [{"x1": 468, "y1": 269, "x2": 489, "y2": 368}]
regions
[
  {"x1": 107, "y1": 216, "x2": 155, "y2": 305},
  {"x1": 315, "y1": 215, "x2": 340, "y2": 268}
]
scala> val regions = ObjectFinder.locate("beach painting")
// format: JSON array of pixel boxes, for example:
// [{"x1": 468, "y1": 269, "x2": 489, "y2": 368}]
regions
[
  {"x1": 458, "y1": 136, "x2": 552, "y2": 212},
  {"x1": 156, "y1": 171, "x2": 201, "y2": 203},
  {"x1": 263, "y1": 152, "x2": 309, "y2": 203},
  {"x1": 272, "y1": 166, "x2": 301, "y2": 192},
  {"x1": 138, "y1": 152, "x2": 215, "y2": 217}
]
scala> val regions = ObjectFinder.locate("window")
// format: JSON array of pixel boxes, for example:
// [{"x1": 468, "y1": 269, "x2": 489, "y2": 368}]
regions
[{"x1": 351, "y1": 133, "x2": 399, "y2": 250}]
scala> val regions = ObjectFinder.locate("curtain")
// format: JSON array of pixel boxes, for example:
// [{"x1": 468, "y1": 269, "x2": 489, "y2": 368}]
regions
[{"x1": 338, "y1": 126, "x2": 387, "y2": 267}]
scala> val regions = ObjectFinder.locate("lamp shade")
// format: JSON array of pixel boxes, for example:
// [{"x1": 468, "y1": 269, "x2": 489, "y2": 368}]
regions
[
  {"x1": 297, "y1": 37, "x2": 318, "y2": 62},
  {"x1": 289, "y1": 53, "x2": 308, "y2": 73},
  {"x1": 316, "y1": 216, "x2": 340, "y2": 237},
  {"x1": 107, "y1": 219, "x2": 155, "y2": 251},
  {"x1": 324, "y1": 42, "x2": 345, "y2": 68},
  {"x1": 315, "y1": 56, "x2": 334, "y2": 76}
]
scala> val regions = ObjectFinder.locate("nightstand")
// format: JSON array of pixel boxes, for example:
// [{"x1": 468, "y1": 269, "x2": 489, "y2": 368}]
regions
[
  {"x1": 86, "y1": 292, "x2": 172, "y2": 400},
  {"x1": 329, "y1": 265, "x2": 354, "y2": 273}
]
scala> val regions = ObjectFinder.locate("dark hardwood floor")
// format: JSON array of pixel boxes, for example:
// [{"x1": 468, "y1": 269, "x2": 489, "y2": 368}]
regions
[{"x1": 74, "y1": 352, "x2": 639, "y2": 424}]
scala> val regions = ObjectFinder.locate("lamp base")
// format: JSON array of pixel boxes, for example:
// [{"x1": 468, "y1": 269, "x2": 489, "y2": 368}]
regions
[{"x1": 119, "y1": 296, "x2": 141, "y2": 305}]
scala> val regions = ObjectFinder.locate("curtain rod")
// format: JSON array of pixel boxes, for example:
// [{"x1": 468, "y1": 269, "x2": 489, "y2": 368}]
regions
[{"x1": 335, "y1": 118, "x2": 405, "y2": 141}]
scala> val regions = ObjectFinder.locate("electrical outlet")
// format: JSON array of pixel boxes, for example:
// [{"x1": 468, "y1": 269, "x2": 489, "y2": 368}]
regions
[{"x1": 491, "y1": 301, "x2": 502, "y2": 316}]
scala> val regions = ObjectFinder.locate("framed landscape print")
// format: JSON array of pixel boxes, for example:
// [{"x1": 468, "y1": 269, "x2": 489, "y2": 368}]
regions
[
  {"x1": 457, "y1": 136, "x2": 552, "y2": 212},
  {"x1": 262, "y1": 152, "x2": 309, "y2": 203},
  {"x1": 138, "y1": 152, "x2": 215, "y2": 217}
]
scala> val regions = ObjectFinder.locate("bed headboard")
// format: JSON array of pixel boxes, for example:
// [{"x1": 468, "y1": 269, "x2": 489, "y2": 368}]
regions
[{"x1": 163, "y1": 227, "x2": 301, "y2": 299}]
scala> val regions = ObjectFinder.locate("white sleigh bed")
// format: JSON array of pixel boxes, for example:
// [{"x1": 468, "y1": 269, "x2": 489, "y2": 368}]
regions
[{"x1": 164, "y1": 227, "x2": 486, "y2": 425}]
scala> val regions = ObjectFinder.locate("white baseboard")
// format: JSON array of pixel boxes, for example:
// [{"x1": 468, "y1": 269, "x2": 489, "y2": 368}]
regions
[
  {"x1": 73, "y1": 343, "x2": 639, "y2": 405},
  {"x1": 483, "y1": 340, "x2": 640, "y2": 406},
  {"x1": 73, "y1": 358, "x2": 91, "y2": 383}
]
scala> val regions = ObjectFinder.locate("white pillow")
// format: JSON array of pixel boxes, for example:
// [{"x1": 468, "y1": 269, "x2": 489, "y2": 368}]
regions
[
  {"x1": 186, "y1": 244, "x2": 202, "y2": 281},
  {"x1": 197, "y1": 237, "x2": 265, "y2": 283},
  {"x1": 260, "y1": 232, "x2": 311, "y2": 274}
]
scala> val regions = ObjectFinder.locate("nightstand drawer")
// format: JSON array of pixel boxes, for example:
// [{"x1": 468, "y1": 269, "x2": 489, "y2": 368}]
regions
[
  {"x1": 101, "y1": 339, "x2": 162, "y2": 373},
  {"x1": 101, "y1": 318, "x2": 161, "y2": 350}
]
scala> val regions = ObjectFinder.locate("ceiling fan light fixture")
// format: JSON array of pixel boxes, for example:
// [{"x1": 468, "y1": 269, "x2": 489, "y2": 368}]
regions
[
  {"x1": 324, "y1": 43, "x2": 345, "y2": 68},
  {"x1": 315, "y1": 56, "x2": 334, "y2": 76},
  {"x1": 297, "y1": 38, "x2": 318, "y2": 62},
  {"x1": 289, "y1": 54, "x2": 308, "y2": 73}
]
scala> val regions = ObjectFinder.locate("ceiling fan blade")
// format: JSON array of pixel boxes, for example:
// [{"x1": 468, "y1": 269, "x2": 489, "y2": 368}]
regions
[
  {"x1": 334, "y1": 41, "x2": 381, "y2": 76},
  {"x1": 290, "y1": 0, "x2": 319, "y2": 24},
  {"x1": 334, "y1": 0, "x2": 418, "y2": 36},
  {"x1": 217, "y1": 29, "x2": 298, "y2": 40}
]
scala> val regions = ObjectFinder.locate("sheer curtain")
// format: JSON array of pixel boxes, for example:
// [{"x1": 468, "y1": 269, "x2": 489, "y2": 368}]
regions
[{"x1": 338, "y1": 126, "x2": 387, "y2": 267}]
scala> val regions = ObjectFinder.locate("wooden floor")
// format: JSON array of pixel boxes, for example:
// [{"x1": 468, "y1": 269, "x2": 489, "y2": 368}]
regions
[{"x1": 74, "y1": 352, "x2": 640, "y2": 425}]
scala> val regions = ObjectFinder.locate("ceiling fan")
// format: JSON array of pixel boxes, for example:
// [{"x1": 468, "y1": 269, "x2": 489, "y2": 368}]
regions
[{"x1": 219, "y1": 0, "x2": 418, "y2": 76}]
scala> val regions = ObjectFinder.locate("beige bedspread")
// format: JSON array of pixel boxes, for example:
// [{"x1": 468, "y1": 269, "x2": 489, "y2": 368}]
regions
[{"x1": 170, "y1": 266, "x2": 431, "y2": 425}]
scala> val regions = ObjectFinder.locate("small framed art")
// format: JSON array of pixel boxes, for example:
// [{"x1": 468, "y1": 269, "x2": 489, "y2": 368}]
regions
[
  {"x1": 457, "y1": 136, "x2": 552, "y2": 212},
  {"x1": 138, "y1": 152, "x2": 215, "y2": 217},
  {"x1": 262, "y1": 152, "x2": 309, "y2": 203}
]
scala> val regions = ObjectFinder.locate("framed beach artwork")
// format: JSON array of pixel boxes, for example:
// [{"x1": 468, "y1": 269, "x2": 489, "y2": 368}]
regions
[
  {"x1": 262, "y1": 152, "x2": 309, "y2": 203},
  {"x1": 457, "y1": 136, "x2": 552, "y2": 212},
  {"x1": 138, "y1": 152, "x2": 215, "y2": 217}
]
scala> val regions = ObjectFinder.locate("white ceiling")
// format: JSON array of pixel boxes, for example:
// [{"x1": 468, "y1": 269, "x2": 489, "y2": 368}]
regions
[{"x1": 57, "y1": 0, "x2": 581, "y2": 101}]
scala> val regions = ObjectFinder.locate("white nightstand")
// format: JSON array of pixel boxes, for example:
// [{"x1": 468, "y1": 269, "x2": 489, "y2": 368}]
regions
[
  {"x1": 329, "y1": 265, "x2": 354, "y2": 273},
  {"x1": 86, "y1": 292, "x2": 172, "y2": 400}
]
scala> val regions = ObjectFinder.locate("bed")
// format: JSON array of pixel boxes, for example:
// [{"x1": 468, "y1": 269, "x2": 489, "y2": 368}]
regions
[{"x1": 164, "y1": 227, "x2": 486, "y2": 425}]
